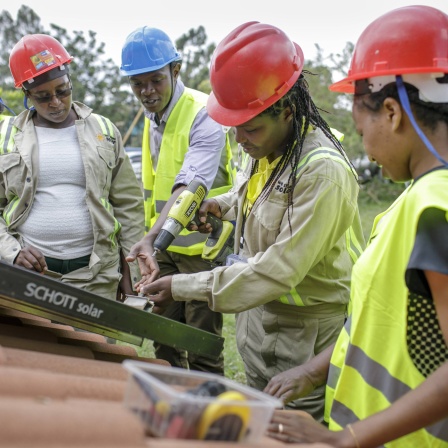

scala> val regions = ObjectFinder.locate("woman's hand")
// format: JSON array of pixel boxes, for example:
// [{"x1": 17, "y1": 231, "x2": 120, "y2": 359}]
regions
[
  {"x1": 126, "y1": 235, "x2": 160, "y2": 289},
  {"x1": 117, "y1": 250, "x2": 135, "y2": 301},
  {"x1": 267, "y1": 411, "x2": 350, "y2": 446},
  {"x1": 137, "y1": 275, "x2": 174, "y2": 314},
  {"x1": 264, "y1": 344, "x2": 333, "y2": 404},
  {"x1": 188, "y1": 198, "x2": 222, "y2": 233},
  {"x1": 264, "y1": 364, "x2": 317, "y2": 405},
  {"x1": 14, "y1": 246, "x2": 47, "y2": 273}
]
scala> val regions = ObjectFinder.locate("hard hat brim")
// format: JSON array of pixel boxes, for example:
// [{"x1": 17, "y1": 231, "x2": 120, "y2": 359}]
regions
[{"x1": 330, "y1": 66, "x2": 448, "y2": 94}]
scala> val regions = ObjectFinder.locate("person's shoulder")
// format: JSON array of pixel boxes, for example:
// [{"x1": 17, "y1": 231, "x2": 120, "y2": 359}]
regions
[
  {"x1": 77, "y1": 103, "x2": 117, "y2": 130},
  {"x1": 183, "y1": 87, "x2": 209, "y2": 102},
  {"x1": 72, "y1": 101, "x2": 93, "y2": 119},
  {"x1": 0, "y1": 110, "x2": 28, "y2": 132}
]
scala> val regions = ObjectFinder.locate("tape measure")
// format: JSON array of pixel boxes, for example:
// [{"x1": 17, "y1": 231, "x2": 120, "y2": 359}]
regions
[{"x1": 197, "y1": 391, "x2": 251, "y2": 441}]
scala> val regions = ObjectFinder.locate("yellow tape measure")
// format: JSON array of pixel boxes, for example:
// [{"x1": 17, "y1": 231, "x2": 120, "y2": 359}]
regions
[{"x1": 198, "y1": 391, "x2": 251, "y2": 441}]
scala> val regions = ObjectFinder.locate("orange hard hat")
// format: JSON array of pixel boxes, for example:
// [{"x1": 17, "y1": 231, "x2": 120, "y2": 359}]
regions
[
  {"x1": 330, "y1": 5, "x2": 448, "y2": 99},
  {"x1": 207, "y1": 22, "x2": 304, "y2": 126},
  {"x1": 9, "y1": 34, "x2": 73, "y2": 89}
]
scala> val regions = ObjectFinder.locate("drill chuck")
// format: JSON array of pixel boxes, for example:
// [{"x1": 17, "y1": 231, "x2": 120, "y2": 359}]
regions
[
  {"x1": 153, "y1": 180, "x2": 208, "y2": 254},
  {"x1": 153, "y1": 218, "x2": 184, "y2": 254},
  {"x1": 152, "y1": 179, "x2": 234, "y2": 264}
]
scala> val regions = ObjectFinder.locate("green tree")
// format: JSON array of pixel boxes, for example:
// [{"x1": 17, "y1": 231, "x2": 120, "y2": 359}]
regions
[
  {"x1": 175, "y1": 26, "x2": 215, "y2": 92},
  {"x1": 304, "y1": 42, "x2": 364, "y2": 160}
]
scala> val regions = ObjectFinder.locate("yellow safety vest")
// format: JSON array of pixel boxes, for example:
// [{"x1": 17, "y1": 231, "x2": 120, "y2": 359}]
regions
[
  {"x1": 141, "y1": 87, "x2": 235, "y2": 255},
  {"x1": 326, "y1": 169, "x2": 448, "y2": 446}
]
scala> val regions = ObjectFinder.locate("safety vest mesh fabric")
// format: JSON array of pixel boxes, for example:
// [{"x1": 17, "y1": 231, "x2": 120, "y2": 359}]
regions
[
  {"x1": 326, "y1": 169, "x2": 448, "y2": 447},
  {"x1": 141, "y1": 87, "x2": 235, "y2": 256},
  {"x1": 276, "y1": 146, "x2": 362, "y2": 306}
]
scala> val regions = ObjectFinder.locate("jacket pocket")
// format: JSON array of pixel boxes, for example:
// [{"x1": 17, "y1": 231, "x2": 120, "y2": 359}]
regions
[
  {"x1": 97, "y1": 146, "x2": 116, "y2": 193},
  {"x1": 252, "y1": 198, "x2": 286, "y2": 248},
  {"x1": 0, "y1": 152, "x2": 25, "y2": 194},
  {"x1": 254, "y1": 198, "x2": 285, "y2": 231}
]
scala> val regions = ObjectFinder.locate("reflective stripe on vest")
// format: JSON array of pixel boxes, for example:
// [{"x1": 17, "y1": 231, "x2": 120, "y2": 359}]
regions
[
  {"x1": 324, "y1": 316, "x2": 351, "y2": 424},
  {"x1": 100, "y1": 198, "x2": 121, "y2": 248},
  {"x1": 327, "y1": 170, "x2": 448, "y2": 446},
  {"x1": 331, "y1": 342, "x2": 448, "y2": 444},
  {"x1": 276, "y1": 146, "x2": 359, "y2": 306},
  {"x1": 92, "y1": 114, "x2": 121, "y2": 247},
  {"x1": 3, "y1": 196, "x2": 20, "y2": 225},
  {"x1": 0, "y1": 116, "x2": 18, "y2": 154},
  {"x1": 92, "y1": 113, "x2": 115, "y2": 141},
  {"x1": 141, "y1": 87, "x2": 235, "y2": 255}
]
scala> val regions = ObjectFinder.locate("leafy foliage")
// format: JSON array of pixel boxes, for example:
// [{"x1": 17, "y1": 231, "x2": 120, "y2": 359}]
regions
[
  {"x1": 175, "y1": 26, "x2": 215, "y2": 92},
  {"x1": 304, "y1": 43, "x2": 364, "y2": 159}
]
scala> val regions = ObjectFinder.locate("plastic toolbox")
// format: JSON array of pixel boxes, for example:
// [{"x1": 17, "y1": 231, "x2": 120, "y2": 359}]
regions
[{"x1": 122, "y1": 360, "x2": 283, "y2": 442}]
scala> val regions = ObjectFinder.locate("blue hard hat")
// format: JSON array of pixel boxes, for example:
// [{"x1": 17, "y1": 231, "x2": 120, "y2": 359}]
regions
[{"x1": 120, "y1": 26, "x2": 182, "y2": 76}]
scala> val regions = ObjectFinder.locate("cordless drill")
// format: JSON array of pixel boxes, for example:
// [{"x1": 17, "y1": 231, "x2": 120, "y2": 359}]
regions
[{"x1": 153, "y1": 179, "x2": 234, "y2": 266}]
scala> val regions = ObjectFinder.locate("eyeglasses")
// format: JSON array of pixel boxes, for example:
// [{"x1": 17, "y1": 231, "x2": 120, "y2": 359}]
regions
[{"x1": 27, "y1": 86, "x2": 73, "y2": 104}]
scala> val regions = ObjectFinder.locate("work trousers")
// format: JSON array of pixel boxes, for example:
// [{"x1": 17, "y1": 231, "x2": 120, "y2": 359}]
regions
[
  {"x1": 156, "y1": 250, "x2": 224, "y2": 375},
  {"x1": 48, "y1": 253, "x2": 122, "y2": 302},
  {"x1": 236, "y1": 300, "x2": 346, "y2": 422},
  {"x1": 46, "y1": 255, "x2": 90, "y2": 275}
]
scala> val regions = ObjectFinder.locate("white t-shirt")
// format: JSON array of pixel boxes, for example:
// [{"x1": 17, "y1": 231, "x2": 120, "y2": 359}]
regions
[{"x1": 18, "y1": 125, "x2": 94, "y2": 259}]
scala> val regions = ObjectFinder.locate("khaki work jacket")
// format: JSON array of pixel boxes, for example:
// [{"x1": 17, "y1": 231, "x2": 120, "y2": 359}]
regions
[
  {"x1": 0, "y1": 102, "x2": 144, "y2": 298},
  {"x1": 172, "y1": 127, "x2": 365, "y2": 313}
]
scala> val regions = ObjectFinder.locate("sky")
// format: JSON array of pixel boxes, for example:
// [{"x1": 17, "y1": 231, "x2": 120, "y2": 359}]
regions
[{"x1": 3, "y1": 0, "x2": 448, "y2": 68}]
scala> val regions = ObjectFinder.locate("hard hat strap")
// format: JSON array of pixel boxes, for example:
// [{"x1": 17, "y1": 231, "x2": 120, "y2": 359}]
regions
[
  {"x1": 23, "y1": 95, "x2": 35, "y2": 112},
  {"x1": 0, "y1": 98, "x2": 17, "y2": 116},
  {"x1": 396, "y1": 75, "x2": 448, "y2": 166}
]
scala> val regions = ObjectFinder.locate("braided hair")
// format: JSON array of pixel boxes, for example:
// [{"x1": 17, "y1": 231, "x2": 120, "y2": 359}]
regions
[{"x1": 250, "y1": 71, "x2": 356, "y2": 229}]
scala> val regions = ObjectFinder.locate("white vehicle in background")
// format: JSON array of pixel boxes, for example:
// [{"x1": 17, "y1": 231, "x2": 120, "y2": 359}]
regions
[{"x1": 124, "y1": 147, "x2": 142, "y2": 181}]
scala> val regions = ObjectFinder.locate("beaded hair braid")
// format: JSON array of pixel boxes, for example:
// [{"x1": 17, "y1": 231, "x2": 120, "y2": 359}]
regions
[{"x1": 252, "y1": 71, "x2": 356, "y2": 230}]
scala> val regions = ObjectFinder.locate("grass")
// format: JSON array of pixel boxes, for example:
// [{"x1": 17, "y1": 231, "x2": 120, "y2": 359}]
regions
[
  {"x1": 222, "y1": 313, "x2": 246, "y2": 383},
  {"x1": 126, "y1": 178, "x2": 406, "y2": 383},
  {"x1": 124, "y1": 313, "x2": 246, "y2": 383}
]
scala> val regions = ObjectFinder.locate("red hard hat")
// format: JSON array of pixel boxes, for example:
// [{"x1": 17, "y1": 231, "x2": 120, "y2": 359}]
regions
[
  {"x1": 330, "y1": 5, "x2": 448, "y2": 94},
  {"x1": 9, "y1": 34, "x2": 73, "y2": 88},
  {"x1": 207, "y1": 22, "x2": 304, "y2": 126}
]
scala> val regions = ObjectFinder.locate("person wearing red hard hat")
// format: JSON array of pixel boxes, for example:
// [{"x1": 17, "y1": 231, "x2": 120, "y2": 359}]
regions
[
  {"x1": 0, "y1": 34, "x2": 144, "y2": 303},
  {"x1": 139, "y1": 21, "x2": 365, "y2": 421},
  {"x1": 267, "y1": 5, "x2": 448, "y2": 447}
]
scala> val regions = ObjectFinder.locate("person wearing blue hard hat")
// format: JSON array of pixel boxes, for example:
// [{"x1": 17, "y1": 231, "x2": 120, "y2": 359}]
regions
[{"x1": 121, "y1": 27, "x2": 236, "y2": 375}]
